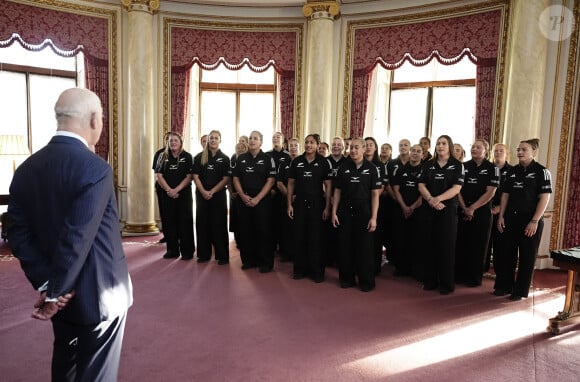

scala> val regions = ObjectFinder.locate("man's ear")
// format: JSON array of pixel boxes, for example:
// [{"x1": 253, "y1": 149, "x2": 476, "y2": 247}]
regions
[{"x1": 89, "y1": 112, "x2": 98, "y2": 130}]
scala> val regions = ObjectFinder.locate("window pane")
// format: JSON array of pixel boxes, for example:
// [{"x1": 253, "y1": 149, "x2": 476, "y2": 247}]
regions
[
  {"x1": 431, "y1": 86, "x2": 476, "y2": 159},
  {"x1": 201, "y1": 65, "x2": 237, "y2": 84},
  {"x1": 393, "y1": 57, "x2": 475, "y2": 83},
  {"x1": 200, "y1": 90, "x2": 236, "y2": 156},
  {"x1": 29, "y1": 74, "x2": 76, "y2": 153},
  {"x1": 0, "y1": 42, "x2": 77, "y2": 71},
  {"x1": 0, "y1": 71, "x2": 27, "y2": 137},
  {"x1": 238, "y1": 66, "x2": 275, "y2": 85},
  {"x1": 389, "y1": 88, "x2": 428, "y2": 149},
  {"x1": 202, "y1": 65, "x2": 275, "y2": 85},
  {"x1": 239, "y1": 92, "x2": 274, "y2": 149}
]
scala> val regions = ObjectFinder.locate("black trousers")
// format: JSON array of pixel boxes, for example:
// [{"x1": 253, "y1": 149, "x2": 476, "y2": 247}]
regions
[
  {"x1": 155, "y1": 185, "x2": 166, "y2": 236},
  {"x1": 51, "y1": 312, "x2": 127, "y2": 382},
  {"x1": 196, "y1": 190, "x2": 229, "y2": 262},
  {"x1": 494, "y1": 212, "x2": 544, "y2": 297},
  {"x1": 336, "y1": 202, "x2": 375, "y2": 289},
  {"x1": 455, "y1": 207, "x2": 493, "y2": 285},
  {"x1": 161, "y1": 188, "x2": 195, "y2": 257},
  {"x1": 238, "y1": 196, "x2": 273, "y2": 269},
  {"x1": 291, "y1": 197, "x2": 325, "y2": 278},
  {"x1": 485, "y1": 213, "x2": 500, "y2": 272},
  {"x1": 422, "y1": 204, "x2": 458, "y2": 292}
]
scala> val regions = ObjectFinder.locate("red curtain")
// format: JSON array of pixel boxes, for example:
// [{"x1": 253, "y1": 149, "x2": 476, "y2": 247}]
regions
[
  {"x1": 564, "y1": 94, "x2": 580, "y2": 247},
  {"x1": 278, "y1": 71, "x2": 295, "y2": 139},
  {"x1": 350, "y1": 70, "x2": 372, "y2": 139},
  {"x1": 170, "y1": 67, "x2": 191, "y2": 137},
  {"x1": 0, "y1": 1, "x2": 110, "y2": 160},
  {"x1": 350, "y1": 10, "x2": 502, "y2": 138},
  {"x1": 474, "y1": 62, "x2": 497, "y2": 143},
  {"x1": 170, "y1": 27, "x2": 297, "y2": 136},
  {"x1": 85, "y1": 55, "x2": 109, "y2": 160}
]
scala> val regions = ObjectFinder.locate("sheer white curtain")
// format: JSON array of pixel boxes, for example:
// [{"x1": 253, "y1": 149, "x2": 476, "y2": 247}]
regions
[{"x1": 363, "y1": 66, "x2": 390, "y2": 145}]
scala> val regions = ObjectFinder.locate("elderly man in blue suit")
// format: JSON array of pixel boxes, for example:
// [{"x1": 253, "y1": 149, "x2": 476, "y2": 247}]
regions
[{"x1": 7, "y1": 88, "x2": 133, "y2": 381}]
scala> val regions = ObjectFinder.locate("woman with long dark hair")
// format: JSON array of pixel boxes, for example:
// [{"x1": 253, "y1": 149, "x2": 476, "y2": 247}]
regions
[
  {"x1": 418, "y1": 135, "x2": 464, "y2": 294},
  {"x1": 495, "y1": 138, "x2": 551, "y2": 301},
  {"x1": 155, "y1": 132, "x2": 195, "y2": 260}
]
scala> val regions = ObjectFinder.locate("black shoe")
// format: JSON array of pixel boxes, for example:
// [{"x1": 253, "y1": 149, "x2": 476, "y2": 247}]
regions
[
  {"x1": 340, "y1": 281, "x2": 354, "y2": 289},
  {"x1": 423, "y1": 283, "x2": 438, "y2": 291},
  {"x1": 465, "y1": 281, "x2": 482, "y2": 287},
  {"x1": 312, "y1": 275, "x2": 324, "y2": 284},
  {"x1": 241, "y1": 264, "x2": 256, "y2": 270},
  {"x1": 180, "y1": 256, "x2": 193, "y2": 261},
  {"x1": 217, "y1": 259, "x2": 229, "y2": 265},
  {"x1": 158, "y1": 237, "x2": 167, "y2": 243},
  {"x1": 508, "y1": 294, "x2": 523, "y2": 301},
  {"x1": 259, "y1": 266, "x2": 273, "y2": 273},
  {"x1": 197, "y1": 258, "x2": 210, "y2": 263},
  {"x1": 360, "y1": 284, "x2": 375, "y2": 292},
  {"x1": 493, "y1": 289, "x2": 510, "y2": 296},
  {"x1": 293, "y1": 273, "x2": 305, "y2": 280},
  {"x1": 439, "y1": 288, "x2": 454, "y2": 295},
  {"x1": 162, "y1": 252, "x2": 179, "y2": 259}
]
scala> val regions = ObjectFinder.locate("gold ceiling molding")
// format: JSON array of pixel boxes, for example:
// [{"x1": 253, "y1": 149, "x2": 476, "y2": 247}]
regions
[
  {"x1": 162, "y1": 17, "x2": 304, "y2": 139},
  {"x1": 302, "y1": 1, "x2": 340, "y2": 20},
  {"x1": 551, "y1": 0, "x2": 580, "y2": 249},
  {"x1": 121, "y1": 0, "x2": 160, "y2": 14},
  {"x1": 8, "y1": 0, "x2": 120, "y2": 186},
  {"x1": 341, "y1": 0, "x2": 510, "y2": 141}
]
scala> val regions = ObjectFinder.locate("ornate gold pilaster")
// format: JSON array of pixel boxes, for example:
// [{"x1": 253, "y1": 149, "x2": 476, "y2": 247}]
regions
[
  {"x1": 121, "y1": 0, "x2": 158, "y2": 236},
  {"x1": 302, "y1": 1, "x2": 340, "y2": 20},
  {"x1": 121, "y1": 0, "x2": 160, "y2": 14},
  {"x1": 302, "y1": 1, "x2": 340, "y2": 141}
]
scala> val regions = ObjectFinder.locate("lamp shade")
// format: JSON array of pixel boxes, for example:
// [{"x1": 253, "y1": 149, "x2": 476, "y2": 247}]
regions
[{"x1": 0, "y1": 135, "x2": 30, "y2": 156}]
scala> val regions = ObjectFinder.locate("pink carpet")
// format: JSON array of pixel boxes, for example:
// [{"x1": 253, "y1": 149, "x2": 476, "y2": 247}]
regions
[{"x1": 1, "y1": 237, "x2": 579, "y2": 381}]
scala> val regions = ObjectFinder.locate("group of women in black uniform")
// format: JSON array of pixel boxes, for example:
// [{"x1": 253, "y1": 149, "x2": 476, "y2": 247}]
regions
[{"x1": 154, "y1": 130, "x2": 551, "y2": 300}]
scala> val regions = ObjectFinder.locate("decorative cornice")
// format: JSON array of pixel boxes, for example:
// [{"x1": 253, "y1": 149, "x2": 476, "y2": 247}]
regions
[
  {"x1": 121, "y1": 0, "x2": 160, "y2": 14},
  {"x1": 302, "y1": 1, "x2": 340, "y2": 20}
]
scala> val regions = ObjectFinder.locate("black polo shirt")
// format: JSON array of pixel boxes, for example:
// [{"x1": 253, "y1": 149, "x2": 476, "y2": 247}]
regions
[
  {"x1": 266, "y1": 149, "x2": 291, "y2": 175},
  {"x1": 492, "y1": 163, "x2": 512, "y2": 207},
  {"x1": 328, "y1": 155, "x2": 347, "y2": 179},
  {"x1": 232, "y1": 150, "x2": 277, "y2": 197},
  {"x1": 334, "y1": 158, "x2": 382, "y2": 202},
  {"x1": 192, "y1": 150, "x2": 231, "y2": 191},
  {"x1": 156, "y1": 150, "x2": 193, "y2": 189},
  {"x1": 288, "y1": 154, "x2": 332, "y2": 200},
  {"x1": 502, "y1": 160, "x2": 552, "y2": 214},
  {"x1": 460, "y1": 159, "x2": 499, "y2": 206},
  {"x1": 392, "y1": 162, "x2": 423, "y2": 206},
  {"x1": 418, "y1": 157, "x2": 465, "y2": 206}
]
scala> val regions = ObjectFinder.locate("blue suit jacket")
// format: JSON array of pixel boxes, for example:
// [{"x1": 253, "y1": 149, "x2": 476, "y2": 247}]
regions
[{"x1": 8, "y1": 135, "x2": 133, "y2": 325}]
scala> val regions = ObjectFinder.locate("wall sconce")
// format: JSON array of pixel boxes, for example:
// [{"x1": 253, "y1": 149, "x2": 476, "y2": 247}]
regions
[{"x1": 0, "y1": 134, "x2": 31, "y2": 172}]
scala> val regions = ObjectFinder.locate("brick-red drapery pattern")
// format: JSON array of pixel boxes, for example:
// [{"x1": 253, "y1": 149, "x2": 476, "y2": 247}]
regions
[
  {"x1": 350, "y1": 10, "x2": 501, "y2": 141},
  {"x1": 170, "y1": 27, "x2": 297, "y2": 138},
  {"x1": 0, "y1": 1, "x2": 110, "y2": 160},
  {"x1": 564, "y1": 94, "x2": 580, "y2": 247}
]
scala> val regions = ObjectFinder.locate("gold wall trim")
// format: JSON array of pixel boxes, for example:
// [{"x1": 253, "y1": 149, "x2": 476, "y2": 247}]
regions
[
  {"x1": 551, "y1": 1, "x2": 580, "y2": 249},
  {"x1": 342, "y1": 0, "x2": 510, "y2": 141},
  {"x1": 162, "y1": 18, "x2": 304, "y2": 139}
]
